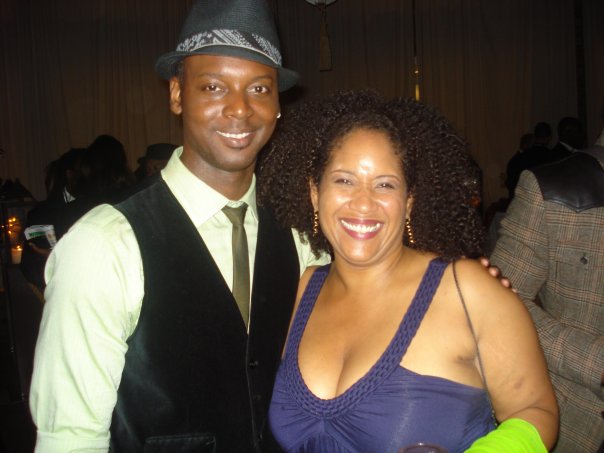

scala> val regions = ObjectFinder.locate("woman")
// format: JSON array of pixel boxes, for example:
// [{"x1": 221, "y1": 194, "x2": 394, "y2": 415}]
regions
[{"x1": 258, "y1": 90, "x2": 558, "y2": 452}]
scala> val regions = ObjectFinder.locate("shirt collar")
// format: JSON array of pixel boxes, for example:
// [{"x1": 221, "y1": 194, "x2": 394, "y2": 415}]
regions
[
  {"x1": 63, "y1": 187, "x2": 76, "y2": 203},
  {"x1": 160, "y1": 147, "x2": 258, "y2": 226}
]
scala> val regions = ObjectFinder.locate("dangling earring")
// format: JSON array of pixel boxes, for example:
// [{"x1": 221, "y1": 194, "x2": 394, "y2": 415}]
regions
[
  {"x1": 405, "y1": 217, "x2": 415, "y2": 245},
  {"x1": 277, "y1": 112, "x2": 282, "y2": 119},
  {"x1": 312, "y1": 211, "x2": 319, "y2": 237}
]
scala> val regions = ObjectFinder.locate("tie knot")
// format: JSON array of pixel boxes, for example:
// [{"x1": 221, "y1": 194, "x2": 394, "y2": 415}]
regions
[{"x1": 222, "y1": 204, "x2": 248, "y2": 226}]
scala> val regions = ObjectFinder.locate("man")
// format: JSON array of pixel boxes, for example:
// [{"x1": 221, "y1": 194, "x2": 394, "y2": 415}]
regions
[
  {"x1": 29, "y1": 1, "x2": 327, "y2": 451},
  {"x1": 549, "y1": 116, "x2": 586, "y2": 160},
  {"x1": 505, "y1": 121, "x2": 552, "y2": 200},
  {"x1": 490, "y1": 141, "x2": 604, "y2": 451},
  {"x1": 20, "y1": 147, "x2": 85, "y2": 294},
  {"x1": 133, "y1": 143, "x2": 177, "y2": 182}
]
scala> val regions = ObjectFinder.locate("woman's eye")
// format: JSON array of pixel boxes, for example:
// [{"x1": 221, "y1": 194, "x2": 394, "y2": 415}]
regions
[
  {"x1": 334, "y1": 178, "x2": 352, "y2": 185},
  {"x1": 377, "y1": 182, "x2": 395, "y2": 189},
  {"x1": 203, "y1": 84, "x2": 220, "y2": 92}
]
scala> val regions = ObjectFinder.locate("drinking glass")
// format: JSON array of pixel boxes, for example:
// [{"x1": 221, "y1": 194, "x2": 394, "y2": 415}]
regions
[{"x1": 398, "y1": 443, "x2": 448, "y2": 453}]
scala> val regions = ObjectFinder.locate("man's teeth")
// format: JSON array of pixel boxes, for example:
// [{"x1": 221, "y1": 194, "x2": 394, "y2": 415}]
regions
[
  {"x1": 340, "y1": 219, "x2": 382, "y2": 233},
  {"x1": 217, "y1": 131, "x2": 250, "y2": 139}
]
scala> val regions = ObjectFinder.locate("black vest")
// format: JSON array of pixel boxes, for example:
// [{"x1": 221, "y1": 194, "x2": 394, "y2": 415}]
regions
[{"x1": 110, "y1": 180, "x2": 298, "y2": 452}]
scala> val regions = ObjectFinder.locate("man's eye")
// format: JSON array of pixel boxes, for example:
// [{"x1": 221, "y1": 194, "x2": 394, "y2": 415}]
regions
[
  {"x1": 250, "y1": 85, "x2": 270, "y2": 94},
  {"x1": 203, "y1": 84, "x2": 220, "y2": 92}
]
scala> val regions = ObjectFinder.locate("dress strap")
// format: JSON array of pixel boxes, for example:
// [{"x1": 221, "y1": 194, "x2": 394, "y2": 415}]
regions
[
  {"x1": 387, "y1": 258, "x2": 449, "y2": 367},
  {"x1": 452, "y1": 261, "x2": 498, "y2": 428}
]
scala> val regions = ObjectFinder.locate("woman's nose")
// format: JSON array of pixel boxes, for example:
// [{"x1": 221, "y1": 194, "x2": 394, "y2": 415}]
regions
[{"x1": 349, "y1": 187, "x2": 377, "y2": 212}]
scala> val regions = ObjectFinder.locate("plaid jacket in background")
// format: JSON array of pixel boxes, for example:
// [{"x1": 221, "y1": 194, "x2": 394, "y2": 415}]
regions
[{"x1": 490, "y1": 152, "x2": 604, "y2": 453}]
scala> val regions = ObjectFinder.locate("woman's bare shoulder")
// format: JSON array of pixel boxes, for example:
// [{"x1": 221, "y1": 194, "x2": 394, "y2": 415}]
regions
[
  {"x1": 450, "y1": 257, "x2": 533, "y2": 332},
  {"x1": 452, "y1": 257, "x2": 515, "y2": 290}
]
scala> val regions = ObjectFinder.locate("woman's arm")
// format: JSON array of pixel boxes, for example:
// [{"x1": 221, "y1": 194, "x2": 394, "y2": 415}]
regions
[{"x1": 454, "y1": 259, "x2": 559, "y2": 450}]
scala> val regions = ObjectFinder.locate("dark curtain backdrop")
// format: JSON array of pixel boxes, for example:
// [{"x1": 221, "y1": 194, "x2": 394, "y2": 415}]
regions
[{"x1": 1, "y1": 0, "x2": 603, "y2": 207}]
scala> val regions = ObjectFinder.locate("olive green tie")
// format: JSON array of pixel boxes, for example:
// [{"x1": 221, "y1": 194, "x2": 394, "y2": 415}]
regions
[{"x1": 222, "y1": 204, "x2": 250, "y2": 326}]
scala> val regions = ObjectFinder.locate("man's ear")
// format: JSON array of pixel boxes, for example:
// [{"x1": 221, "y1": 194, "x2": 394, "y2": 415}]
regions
[
  {"x1": 169, "y1": 77, "x2": 183, "y2": 115},
  {"x1": 309, "y1": 178, "x2": 319, "y2": 212}
]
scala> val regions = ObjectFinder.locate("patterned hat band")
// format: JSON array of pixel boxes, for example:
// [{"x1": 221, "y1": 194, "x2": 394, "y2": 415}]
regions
[{"x1": 176, "y1": 29, "x2": 283, "y2": 67}]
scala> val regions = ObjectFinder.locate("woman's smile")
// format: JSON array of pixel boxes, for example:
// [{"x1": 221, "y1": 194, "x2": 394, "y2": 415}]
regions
[{"x1": 339, "y1": 218, "x2": 384, "y2": 238}]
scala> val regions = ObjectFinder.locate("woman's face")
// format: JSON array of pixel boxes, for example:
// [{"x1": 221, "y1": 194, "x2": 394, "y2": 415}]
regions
[{"x1": 310, "y1": 127, "x2": 411, "y2": 267}]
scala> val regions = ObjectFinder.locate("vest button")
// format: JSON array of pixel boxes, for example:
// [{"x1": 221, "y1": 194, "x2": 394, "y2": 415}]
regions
[
  {"x1": 580, "y1": 255, "x2": 588, "y2": 264},
  {"x1": 249, "y1": 360, "x2": 259, "y2": 368},
  {"x1": 253, "y1": 394, "x2": 261, "y2": 402}
]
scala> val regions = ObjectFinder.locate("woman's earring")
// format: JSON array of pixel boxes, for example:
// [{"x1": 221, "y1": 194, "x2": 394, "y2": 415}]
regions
[
  {"x1": 312, "y1": 211, "x2": 319, "y2": 237},
  {"x1": 277, "y1": 112, "x2": 281, "y2": 119},
  {"x1": 405, "y1": 217, "x2": 415, "y2": 245}
]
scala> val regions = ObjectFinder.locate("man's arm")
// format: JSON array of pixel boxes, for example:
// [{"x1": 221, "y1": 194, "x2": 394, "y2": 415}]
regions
[
  {"x1": 490, "y1": 171, "x2": 604, "y2": 397},
  {"x1": 29, "y1": 205, "x2": 144, "y2": 452},
  {"x1": 522, "y1": 297, "x2": 604, "y2": 397},
  {"x1": 292, "y1": 230, "x2": 331, "y2": 275}
]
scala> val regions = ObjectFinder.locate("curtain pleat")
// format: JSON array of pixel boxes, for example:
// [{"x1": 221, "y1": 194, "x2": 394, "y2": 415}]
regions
[{"x1": 1, "y1": 0, "x2": 602, "y2": 209}]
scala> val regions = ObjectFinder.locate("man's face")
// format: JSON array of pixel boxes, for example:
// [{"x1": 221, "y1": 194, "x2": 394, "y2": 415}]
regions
[{"x1": 169, "y1": 54, "x2": 280, "y2": 185}]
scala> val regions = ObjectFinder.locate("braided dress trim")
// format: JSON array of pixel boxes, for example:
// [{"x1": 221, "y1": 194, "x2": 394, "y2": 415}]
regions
[{"x1": 283, "y1": 259, "x2": 448, "y2": 418}]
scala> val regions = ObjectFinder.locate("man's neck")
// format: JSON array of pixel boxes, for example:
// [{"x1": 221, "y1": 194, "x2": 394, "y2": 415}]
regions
[{"x1": 179, "y1": 153, "x2": 255, "y2": 200}]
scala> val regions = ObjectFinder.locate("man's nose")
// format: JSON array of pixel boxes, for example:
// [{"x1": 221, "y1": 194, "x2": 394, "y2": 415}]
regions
[{"x1": 223, "y1": 91, "x2": 253, "y2": 119}]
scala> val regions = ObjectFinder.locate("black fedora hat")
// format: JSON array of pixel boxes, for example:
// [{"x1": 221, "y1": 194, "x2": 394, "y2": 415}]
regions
[{"x1": 155, "y1": 0, "x2": 299, "y2": 91}]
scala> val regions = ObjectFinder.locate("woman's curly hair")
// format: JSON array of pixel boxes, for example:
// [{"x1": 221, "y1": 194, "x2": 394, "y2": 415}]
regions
[{"x1": 257, "y1": 89, "x2": 484, "y2": 261}]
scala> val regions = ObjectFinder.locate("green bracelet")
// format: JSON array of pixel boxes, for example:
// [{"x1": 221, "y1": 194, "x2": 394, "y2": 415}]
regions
[{"x1": 465, "y1": 418, "x2": 547, "y2": 452}]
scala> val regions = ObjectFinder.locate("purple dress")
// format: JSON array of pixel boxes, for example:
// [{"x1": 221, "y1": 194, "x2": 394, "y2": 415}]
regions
[{"x1": 268, "y1": 259, "x2": 495, "y2": 453}]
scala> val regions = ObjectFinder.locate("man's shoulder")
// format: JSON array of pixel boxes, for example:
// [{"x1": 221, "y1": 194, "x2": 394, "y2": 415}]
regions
[
  {"x1": 510, "y1": 145, "x2": 550, "y2": 170},
  {"x1": 582, "y1": 145, "x2": 604, "y2": 162},
  {"x1": 532, "y1": 152, "x2": 604, "y2": 212},
  {"x1": 69, "y1": 203, "x2": 133, "y2": 236}
]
